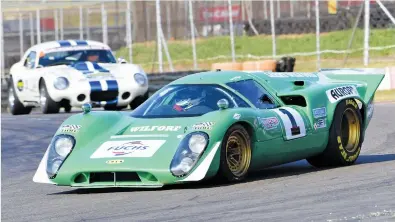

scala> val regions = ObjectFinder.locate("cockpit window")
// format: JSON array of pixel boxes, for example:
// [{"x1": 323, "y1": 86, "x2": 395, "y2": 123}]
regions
[{"x1": 130, "y1": 84, "x2": 250, "y2": 118}]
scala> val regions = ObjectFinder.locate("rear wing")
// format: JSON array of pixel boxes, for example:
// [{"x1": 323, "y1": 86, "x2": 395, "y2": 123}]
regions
[{"x1": 319, "y1": 68, "x2": 386, "y2": 103}]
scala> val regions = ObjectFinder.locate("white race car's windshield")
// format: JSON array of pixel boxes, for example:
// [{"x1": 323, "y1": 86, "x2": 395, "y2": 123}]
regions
[
  {"x1": 38, "y1": 49, "x2": 116, "y2": 67},
  {"x1": 130, "y1": 84, "x2": 250, "y2": 118}
]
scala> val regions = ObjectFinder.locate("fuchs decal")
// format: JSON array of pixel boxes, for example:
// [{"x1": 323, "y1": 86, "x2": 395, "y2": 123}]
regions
[
  {"x1": 90, "y1": 140, "x2": 166, "y2": 158},
  {"x1": 326, "y1": 85, "x2": 359, "y2": 103}
]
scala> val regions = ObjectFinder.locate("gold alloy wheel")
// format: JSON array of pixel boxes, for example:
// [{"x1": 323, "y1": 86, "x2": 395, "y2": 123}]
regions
[
  {"x1": 340, "y1": 107, "x2": 361, "y2": 153},
  {"x1": 225, "y1": 130, "x2": 251, "y2": 177}
]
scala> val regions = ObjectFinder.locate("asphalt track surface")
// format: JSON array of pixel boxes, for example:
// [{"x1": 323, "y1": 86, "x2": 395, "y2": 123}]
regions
[{"x1": 2, "y1": 103, "x2": 395, "y2": 222}]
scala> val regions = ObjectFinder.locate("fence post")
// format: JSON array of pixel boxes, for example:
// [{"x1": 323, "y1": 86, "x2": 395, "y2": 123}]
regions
[
  {"x1": 188, "y1": 0, "x2": 198, "y2": 69},
  {"x1": 363, "y1": 0, "x2": 370, "y2": 66},
  {"x1": 0, "y1": 11, "x2": 4, "y2": 79},
  {"x1": 36, "y1": 9, "x2": 41, "y2": 44},
  {"x1": 166, "y1": 2, "x2": 171, "y2": 40},
  {"x1": 19, "y1": 13, "x2": 24, "y2": 59},
  {"x1": 264, "y1": 0, "x2": 268, "y2": 19},
  {"x1": 54, "y1": 9, "x2": 59, "y2": 41},
  {"x1": 126, "y1": 0, "x2": 133, "y2": 63},
  {"x1": 315, "y1": 0, "x2": 320, "y2": 71},
  {"x1": 276, "y1": 0, "x2": 281, "y2": 19},
  {"x1": 290, "y1": 0, "x2": 294, "y2": 18},
  {"x1": 29, "y1": 13, "x2": 34, "y2": 45},
  {"x1": 156, "y1": 0, "x2": 163, "y2": 72},
  {"x1": 85, "y1": 8, "x2": 90, "y2": 40},
  {"x1": 60, "y1": 8, "x2": 64, "y2": 40},
  {"x1": 228, "y1": 0, "x2": 236, "y2": 62},
  {"x1": 270, "y1": 0, "x2": 276, "y2": 58},
  {"x1": 101, "y1": 3, "x2": 108, "y2": 45},
  {"x1": 79, "y1": 6, "x2": 84, "y2": 39}
]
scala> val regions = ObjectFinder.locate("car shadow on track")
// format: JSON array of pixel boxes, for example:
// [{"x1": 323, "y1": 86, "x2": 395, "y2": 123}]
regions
[{"x1": 48, "y1": 153, "x2": 395, "y2": 195}]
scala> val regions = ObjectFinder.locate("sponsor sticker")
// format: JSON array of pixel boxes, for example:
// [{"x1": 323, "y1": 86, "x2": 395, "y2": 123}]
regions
[
  {"x1": 90, "y1": 140, "x2": 166, "y2": 158},
  {"x1": 60, "y1": 124, "x2": 81, "y2": 133},
  {"x1": 258, "y1": 117, "x2": 279, "y2": 130},
  {"x1": 233, "y1": 113, "x2": 241, "y2": 120},
  {"x1": 314, "y1": 118, "x2": 326, "y2": 130},
  {"x1": 106, "y1": 159, "x2": 124, "y2": 164},
  {"x1": 130, "y1": 125, "x2": 182, "y2": 132},
  {"x1": 17, "y1": 80, "x2": 24, "y2": 91},
  {"x1": 192, "y1": 122, "x2": 215, "y2": 130},
  {"x1": 326, "y1": 85, "x2": 359, "y2": 103},
  {"x1": 312, "y1": 107, "x2": 327, "y2": 118}
]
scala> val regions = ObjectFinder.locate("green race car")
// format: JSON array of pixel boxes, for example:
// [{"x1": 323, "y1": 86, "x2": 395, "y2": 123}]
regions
[{"x1": 33, "y1": 69, "x2": 384, "y2": 188}]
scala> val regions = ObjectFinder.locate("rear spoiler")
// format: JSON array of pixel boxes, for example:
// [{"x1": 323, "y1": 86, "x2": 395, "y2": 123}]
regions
[{"x1": 319, "y1": 68, "x2": 385, "y2": 103}]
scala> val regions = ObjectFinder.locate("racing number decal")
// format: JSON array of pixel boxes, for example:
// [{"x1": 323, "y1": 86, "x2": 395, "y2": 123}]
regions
[{"x1": 274, "y1": 107, "x2": 306, "y2": 140}]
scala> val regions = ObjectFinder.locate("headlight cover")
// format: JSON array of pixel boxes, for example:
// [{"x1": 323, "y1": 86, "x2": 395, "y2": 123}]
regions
[
  {"x1": 46, "y1": 134, "x2": 76, "y2": 178},
  {"x1": 134, "y1": 73, "x2": 147, "y2": 86},
  {"x1": 53, "y1": 77, "x2": 69, "y2": 90},
  {"x1": 170, "y1": 132, "x2": 209, "y2": 177}
]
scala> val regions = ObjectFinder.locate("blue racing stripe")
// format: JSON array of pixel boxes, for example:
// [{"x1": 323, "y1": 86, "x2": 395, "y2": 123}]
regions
[
  {"x1": 106, "y1": 80, "x2": 118, "y2": 91},
  {"x1": 89, "y1": 81, "x2": 102, "y2": 92},
  {"x1": 75, "y1": 40, "x2": 88, "y2": 46},
  {"x1": 58, "y1": 40, "x2": 71, "y2": 47},
  {"x1": 92, "y1": 62, "x2": 110, "y2": 73},
  {"x1": 279, "y1": 108, "x2": 297, "y2": 127}
]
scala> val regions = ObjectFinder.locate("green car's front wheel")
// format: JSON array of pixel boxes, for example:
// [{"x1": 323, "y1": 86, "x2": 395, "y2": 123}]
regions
[
  {"x1": 307, "y1": 98, "x2": 363, "y2": 167},
  {"x1": 218, "y1": 124, "x2": 252, "y2": 182}
]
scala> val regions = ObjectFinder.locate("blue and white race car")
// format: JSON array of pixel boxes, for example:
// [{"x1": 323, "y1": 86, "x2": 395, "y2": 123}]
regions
[{"x1": 7, "y1": 40, "x2": 149, "y2": 115}]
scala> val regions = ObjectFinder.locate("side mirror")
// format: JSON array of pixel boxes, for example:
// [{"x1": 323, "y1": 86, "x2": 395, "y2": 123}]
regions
[
  {"x1": 217, "y1": 98, "x2": 229, "y2": 109},
  {"x1": 117, "y1": 57, "x2": 127, "y2": 64}
]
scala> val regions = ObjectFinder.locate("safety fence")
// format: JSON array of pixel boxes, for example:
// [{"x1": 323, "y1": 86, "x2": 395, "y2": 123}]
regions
[{"x1": 1, "y1": 0, "x2": 395, "y2": 77}]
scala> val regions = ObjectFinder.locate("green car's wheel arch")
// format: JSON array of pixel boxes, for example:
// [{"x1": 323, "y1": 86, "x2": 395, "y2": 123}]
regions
[
  {"x1": 307, "y1": 98, "x2": 363, "y2": 167},
  {"x1": 218, "y1": 123, "x2": 252, "y2": 182}
]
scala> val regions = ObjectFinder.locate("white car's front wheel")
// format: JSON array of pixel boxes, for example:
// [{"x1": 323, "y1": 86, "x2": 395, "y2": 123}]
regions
[
  {"x1": 8, "y1": 78, "x2": 32, "y2": 115},
  {"x1": 39, "y1": 81, "x2": 60, "y2": 114}
]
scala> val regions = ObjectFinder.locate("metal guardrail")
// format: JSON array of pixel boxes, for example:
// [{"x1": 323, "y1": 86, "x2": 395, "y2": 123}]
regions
[{"x1": 0, "y1": 70, "x2": 205, "y2": 112}]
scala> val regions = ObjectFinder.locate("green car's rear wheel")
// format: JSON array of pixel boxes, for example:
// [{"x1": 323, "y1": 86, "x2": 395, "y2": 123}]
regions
[
  {"x1": 218, "y1": 124, "x2": 252, "y2": 182},
  {"x1": 307, "y1": 98, "x2": 363, "y2": 167}
]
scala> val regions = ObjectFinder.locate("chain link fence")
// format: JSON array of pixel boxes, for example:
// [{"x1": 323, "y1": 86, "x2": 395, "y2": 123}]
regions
[{"x1": 1, "y1": 0, "x2": 395, "y2": 77}]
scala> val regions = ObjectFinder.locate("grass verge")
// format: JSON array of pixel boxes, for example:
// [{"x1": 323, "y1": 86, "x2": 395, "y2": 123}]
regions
[{"x1": 116, "y1": 28, "x2": 395, "y2": 72}]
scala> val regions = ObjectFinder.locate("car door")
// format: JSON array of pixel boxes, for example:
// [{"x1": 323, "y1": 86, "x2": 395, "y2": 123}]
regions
[{"x1": 226, "y1": 79, "x2": 313, "y2": 154}]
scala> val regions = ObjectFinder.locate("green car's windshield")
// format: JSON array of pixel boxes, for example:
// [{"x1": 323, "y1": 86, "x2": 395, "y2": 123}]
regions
[
  {"x1": 130, "y1": 84, "x2": 249, "y2": 118},
  {"x1": 38, "y1": 49, "x2": 117, "y2": 67}
]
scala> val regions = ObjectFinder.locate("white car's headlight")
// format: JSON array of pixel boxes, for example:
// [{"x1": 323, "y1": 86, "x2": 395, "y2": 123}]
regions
[
  {"x1": 54, "y1": 77, "x2": 69, "y2": 90},
  {"x1": 134, "y1": 73, "x2": 147, "y2": 86}
]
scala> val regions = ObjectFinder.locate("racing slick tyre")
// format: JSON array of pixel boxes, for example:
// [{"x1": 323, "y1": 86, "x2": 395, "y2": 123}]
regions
[
  {"x1": 217, "y1": 124, "x2": 252, "y2": 182},
  {"x1": 7, "y1": 78, "x2": 32, "y2": 115},
  {"x1": 39, "y1": 81, "x2": 60, "y2": 114},
  {"x1": 307, "y1": 98, "x2": 363, "y2": 168},
  {"x1": 129, "y1": 91, "x2": 149, "y2": 110},
  {"x1": 64, "y1": 104, "x2": 72, "y2": 113}
]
